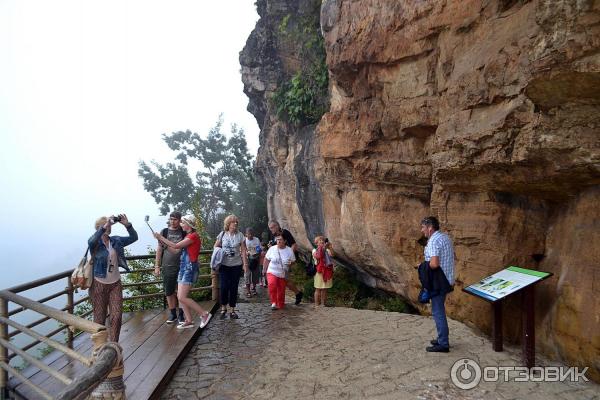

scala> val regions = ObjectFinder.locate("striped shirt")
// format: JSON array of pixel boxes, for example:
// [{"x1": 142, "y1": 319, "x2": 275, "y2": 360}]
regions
[{"x1": 424, "y1": 231, "x2": 455, "y2": 285}]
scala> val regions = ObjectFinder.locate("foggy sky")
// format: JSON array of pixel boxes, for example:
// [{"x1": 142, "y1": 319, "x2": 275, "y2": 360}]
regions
[{"x1": 0, "y1": 0, "x2": 260, "y2": 288}]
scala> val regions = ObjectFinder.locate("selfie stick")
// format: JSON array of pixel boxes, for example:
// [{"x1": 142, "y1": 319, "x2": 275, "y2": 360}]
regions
[{"x1": 144, "y1": 215, "x2": 155, "y2": 234}]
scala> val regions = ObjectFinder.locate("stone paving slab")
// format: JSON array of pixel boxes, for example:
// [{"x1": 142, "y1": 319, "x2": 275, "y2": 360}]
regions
[{"x1": 161, "y1": 289, "x2": 599, "y2": 400}]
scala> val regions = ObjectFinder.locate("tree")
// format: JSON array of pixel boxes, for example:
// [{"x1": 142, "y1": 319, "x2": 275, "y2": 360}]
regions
[{"x1": 138, "y1": 115, "x2": 268, "y2": 239}]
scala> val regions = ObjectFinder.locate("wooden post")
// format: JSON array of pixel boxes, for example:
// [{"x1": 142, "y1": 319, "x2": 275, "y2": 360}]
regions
[
  {"x1": 492, "y1": 300, "x2": 503, "y2": 352},
  {"x1": 211, "y1": 270, "x2": 219, "y2": 302},
  {"x1": 522, "y1": 285, "x2": 535, "y2": 368},
  {"x1": 89, "y1": 330, "x2": 125, "y2": 399},
  {"x1": 66, "y1": 278, "x2": 74, "y2": 349},
  {"x1": 0, "y1": 298, "x2": 8, "y2": 400}
]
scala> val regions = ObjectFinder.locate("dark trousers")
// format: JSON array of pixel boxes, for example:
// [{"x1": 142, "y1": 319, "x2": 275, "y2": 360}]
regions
[{"x1": 219, "y1": 264, "x2": 242, "y2": 308}]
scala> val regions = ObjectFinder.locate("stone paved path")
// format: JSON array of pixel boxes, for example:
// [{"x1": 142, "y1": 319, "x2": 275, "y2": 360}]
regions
[{"x1": 161, "y1": 286, "x2": 599, "y2": 400}]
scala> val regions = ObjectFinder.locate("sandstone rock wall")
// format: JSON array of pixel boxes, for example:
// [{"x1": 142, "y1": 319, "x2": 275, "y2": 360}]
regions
[{"x1": 241, "y1": 0, "x2": 600, "y2": 380}]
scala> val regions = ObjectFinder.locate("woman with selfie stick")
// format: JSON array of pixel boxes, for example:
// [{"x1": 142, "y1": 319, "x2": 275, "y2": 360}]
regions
[
  {"x1": 154, "y1": 215, "x2": 211, "y2": 329},
  {"x1": 88, "y1": 214, "x2": 138, "y2": 342}
]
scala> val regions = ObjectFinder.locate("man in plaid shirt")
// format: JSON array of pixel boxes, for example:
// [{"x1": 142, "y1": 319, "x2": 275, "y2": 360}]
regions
[{"x1": 421, "y1": 216, "x2": 455, "y2": 353}]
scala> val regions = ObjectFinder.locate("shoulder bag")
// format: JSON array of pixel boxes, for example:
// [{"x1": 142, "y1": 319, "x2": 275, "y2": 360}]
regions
[{"x1": 71, "y1": 245, "x2": 97, "y2": 290}]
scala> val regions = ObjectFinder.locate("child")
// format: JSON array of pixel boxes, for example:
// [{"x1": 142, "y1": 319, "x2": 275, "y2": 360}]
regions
[{"x1": 312, "y1": 236, "x2": 334, "y2": 308}]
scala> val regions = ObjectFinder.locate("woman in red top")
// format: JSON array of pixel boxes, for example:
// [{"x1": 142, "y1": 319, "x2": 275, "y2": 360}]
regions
[{"x1": 155, "y1": 215, "x2": 211, "y2": 330}]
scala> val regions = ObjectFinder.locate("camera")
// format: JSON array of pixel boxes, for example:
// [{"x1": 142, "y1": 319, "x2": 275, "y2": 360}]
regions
[{"x1": 110, "y1": 215, "x2": 122, "y2": 224}]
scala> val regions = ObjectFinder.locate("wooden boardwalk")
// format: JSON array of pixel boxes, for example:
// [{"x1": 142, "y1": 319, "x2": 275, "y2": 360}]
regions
[{"x1": 9, "y1": 300, "x2": 217, "y2": 400}]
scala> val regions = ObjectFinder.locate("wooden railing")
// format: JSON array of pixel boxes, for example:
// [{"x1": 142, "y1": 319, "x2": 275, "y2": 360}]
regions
[
  {"x1": 0, "y1": 250, "x2": 217, "y2": 400},
  {"x1": 0, "y1": 290, "x2": 117, "y2": 400},
  {"x1": 123, "y1": 251, "x2": 218, "y2": 306}
]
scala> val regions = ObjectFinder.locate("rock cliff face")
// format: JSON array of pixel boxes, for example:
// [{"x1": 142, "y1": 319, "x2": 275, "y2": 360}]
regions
[{"x1": 241, "y1": 0, "x2": 600, "y2": 380}]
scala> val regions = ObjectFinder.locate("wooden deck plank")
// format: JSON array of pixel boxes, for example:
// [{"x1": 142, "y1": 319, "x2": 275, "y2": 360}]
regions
[
  {"x1": 124, "y1": 301, "x2": 216, "y2": 399},
  {"x1": 10, "y1": 308, "x2": 139, "y2": 384},
  {"x1": 22, "y1": 308, "x2": 167, "y2": 399},
  {"x1": 10, "y1": 308, "x2": 163, "y2": 399},
  {"x1": 8, "y1": 303, "x2": 216, "y2": 400},
  {"x1": 14, "y1": 309, "x2": 160, "y2": 390}
]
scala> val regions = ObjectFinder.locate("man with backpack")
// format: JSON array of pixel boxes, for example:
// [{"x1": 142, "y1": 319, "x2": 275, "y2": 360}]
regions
[{"x1": 154, "y1": 211, "x2": 186, "y2": 324}]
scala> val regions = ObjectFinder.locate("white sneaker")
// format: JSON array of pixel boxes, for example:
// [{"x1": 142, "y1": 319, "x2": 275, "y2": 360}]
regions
[
  {"x1": 199, "y1": 313, "x2": 212, "y2": 328},
  {"x1": 271, "y1": 303, "x2": 277, "y2": 310},
  {"x1": 177, "y1": 321, "x2": 194, "y2": 330}
]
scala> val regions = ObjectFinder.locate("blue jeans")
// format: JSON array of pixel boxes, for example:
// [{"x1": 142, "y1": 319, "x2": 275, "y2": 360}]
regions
[
  {"x1": 178, "y1": 261, "x2": 199, "y2": 285},
  {"x1": 431, "y1": 293, "x2": 449, "y2": 347}
]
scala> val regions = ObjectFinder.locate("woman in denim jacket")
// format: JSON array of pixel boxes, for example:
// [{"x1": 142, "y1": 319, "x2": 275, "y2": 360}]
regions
[{"x1": 88, "y1": 214, "x2": 137, "y2": 342}]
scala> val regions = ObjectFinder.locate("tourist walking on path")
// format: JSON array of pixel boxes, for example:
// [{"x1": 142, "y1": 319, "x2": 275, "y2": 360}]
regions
[
  {"x1": 88, "y1": 214, "x2": 138, "y2": 342},
  {"x1": 244, "y1": 228, "x2": 261, "y2": 297},
  {"x1": 214, "y1": 215, "x2": 248, "y2": 319},
  {"x1": 267, "y1": 220, "x2": 303, "y2": 305},
  {"x1": 420, "y1": 216, "x2": 455, "y2": 353},
  {"x1": 312, "y1": 236, "x2": 334, "y2": 308},
  {"x1": 263, "y1": 235, "x2": 296, "y2": 310},
  {"x1": 155, "y1": 215, "x2": 211, "y2": 330},
  {"x1": 153, "y1": 211, "x2": 186, "y2": 324}
]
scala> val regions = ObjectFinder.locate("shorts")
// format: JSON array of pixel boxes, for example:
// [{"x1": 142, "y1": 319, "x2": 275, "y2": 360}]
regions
[
  {"x1": 178, "y1": 261, "x2": 199, "y2": 285},
  {"x1": 162, "y1": 264, "x2": 180, "y2": 296}
]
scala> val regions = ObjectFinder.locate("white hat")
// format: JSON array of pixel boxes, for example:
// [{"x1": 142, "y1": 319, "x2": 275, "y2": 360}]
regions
[{"x1": 181, "y1": 214, "x2": 197, "y2": 230}]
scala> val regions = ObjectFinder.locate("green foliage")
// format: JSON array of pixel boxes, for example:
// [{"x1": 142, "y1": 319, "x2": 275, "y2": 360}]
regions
[
  {"x1": 326, "y1": 267, "x2": 361, "y2": 307},
  {"x1": 122, "y1": 251, "x2": 163, "y2": 312},
  {"x1": 289, "y1": 258, "x2": 413, "y2": 313},
  {"x1": 278, "y1": 14, "x2": 291, "y2": 34},
  {"x1": 138, "y1": 115, "x2": 268, "y2": 238},
  {"x1": 273, "y1": 65, "x2": 329, "y2": 125},
  {"x1": 272, "y1": 3, "x2": 329, "y2": 126}
]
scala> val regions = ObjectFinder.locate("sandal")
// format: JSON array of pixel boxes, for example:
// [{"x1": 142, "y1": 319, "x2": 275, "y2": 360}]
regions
[
  {"x1": 219, "y1": 309, "x2": 227, "y2": 320},
  {"x1": 245, "y1": 292, "x2": 252, "y2": 298},
  {"x1": 230, "y1": 311, "x2": 239, "y2": 319}
]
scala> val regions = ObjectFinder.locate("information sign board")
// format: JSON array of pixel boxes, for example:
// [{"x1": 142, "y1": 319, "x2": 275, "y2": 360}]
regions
[{"x1": 464, "y1": 266, "x2": 551, "y2": 302}]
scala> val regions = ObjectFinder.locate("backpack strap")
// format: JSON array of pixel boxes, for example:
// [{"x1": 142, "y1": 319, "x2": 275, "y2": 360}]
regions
[{"x1": 160, "y1": 227, "x2": 178, "y2": 249}]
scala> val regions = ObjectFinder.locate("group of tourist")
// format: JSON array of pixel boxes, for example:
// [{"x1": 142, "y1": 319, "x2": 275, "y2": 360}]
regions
[{"x1": 86, "y1": 212, "x2": 455, "y2": 354}]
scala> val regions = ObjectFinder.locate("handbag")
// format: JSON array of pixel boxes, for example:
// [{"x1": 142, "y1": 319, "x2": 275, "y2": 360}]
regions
[{"x1": 71, "y1": 246, "x2": 95, "y2": 290}]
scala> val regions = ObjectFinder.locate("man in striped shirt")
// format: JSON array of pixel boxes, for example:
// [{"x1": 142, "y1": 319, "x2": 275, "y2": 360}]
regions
[{"x1": 421, "y1": 216, "x2": 455, "y2": 353}]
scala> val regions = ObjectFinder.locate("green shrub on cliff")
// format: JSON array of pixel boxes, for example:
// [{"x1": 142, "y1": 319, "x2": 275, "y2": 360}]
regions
[
  {"x1": 272, "y1": 4, "x2": 329, "y2": 126},
  {"x1": 273, "y1": 65, "x2": 328, "y2": 125}
]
